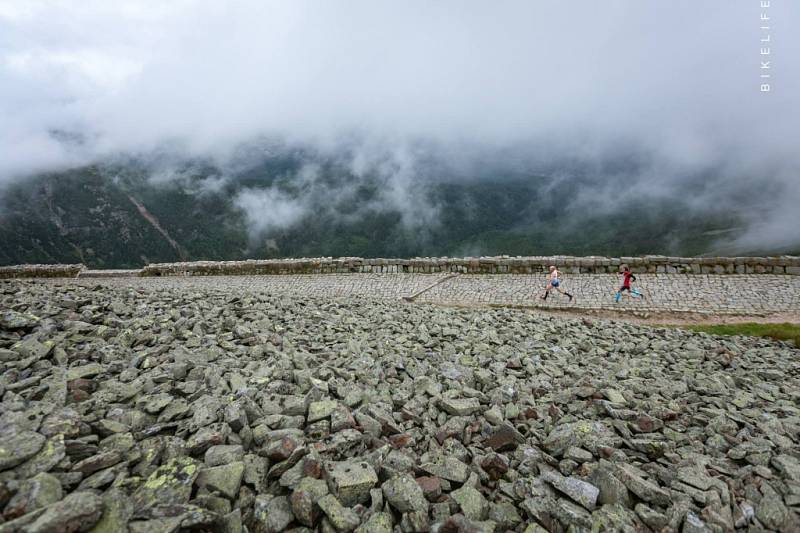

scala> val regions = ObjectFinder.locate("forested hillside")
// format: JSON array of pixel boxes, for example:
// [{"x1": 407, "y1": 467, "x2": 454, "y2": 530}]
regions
[{"x1": 0, "y1": 153, "x2": 772, "y2": 268}]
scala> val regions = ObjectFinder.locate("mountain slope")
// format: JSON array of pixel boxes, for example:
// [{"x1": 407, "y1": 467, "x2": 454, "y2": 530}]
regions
[{"x1": 0, "y1": 156, "x2": 766, "y2": 267}]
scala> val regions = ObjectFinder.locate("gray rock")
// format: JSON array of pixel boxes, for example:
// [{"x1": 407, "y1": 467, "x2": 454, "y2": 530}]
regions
[
  {"x1": 12, "y1": 338, "x2": 54, "y2": 360},
  {"x1": 563, "y1": 446, "x2": 593, "y2": 463},
  {"x1": 4, "y1": 472, "x2": 63, "y2": 519},
  {"x1": 243, "y1": 454, "x2": 269, "y2": 492},
  {"x1": 488, "y1": 501, "x2": 522, "y2": 529},
  {"x1": 0, "y1": 430, "x2": 46, "y2": 471},
  {"x1": 590, "y1": 463, "x2": 630, "y2": 507},
  {"x1": 88, "y1": 488, "x2": 134, "y2": 533},
  {"x1": 219, "y1": 509, "x2": 243, "y2": 533},
  {"x1": 635, "y1": 503, "x2": 668, "y2": 530},
  {"x1": 132, "y1": 456, "x2": 200, "y2": 511},
  {"x1": 325, "y1": 460, "x2": 378, "y2": 506},
  {"x1": 71, "y1": 450, "x2": 123, "y2": 475},
  {"x1": 615, "y1": 463, "x2": 671, "y2": 506},
  {"x1": 224, "y1": 402, "x2": 248, "y2": 432},
  {"x1": 307, "y1": 400, "x2": 338, "y2": 423},
  {"x1": 382, "y1": 474, "x2": 428, "y2": 514},
  {"x1": 1, "y1": 310, "x2": 39, "y2": 330},
  {"x1": 399, "y1": 511, "x2": 429, "y2": 532},
  {"x1": 291, "y1": 477, "x2": 329, "y2": 527},
  {"x1": 420, "y1": 457, "x2": 469, "y2": 483},
  {"x1": 551, "y1": 497, "x2": 592, "y2": 529},
  {"x1": 205, "y1": 445, "x2": 245, "y2": 467},
  {"x1": 541, "y1": 471, "x2": 599, "y2": 510},
  {"x1": 439, "y1": 397, "x2": 481, "y2": 416},
  {"x1": 3, "y1": 275, "x2": 800, "y2": 533},
  {"x1": 14, "y1": 435, "x2": 66, "y2": 478},
  {"x1": 253, "y1": 494, "x2": 294, "y2": 533},
  {"x1": 450, "y1": 485, "x2": 489, "y2": 521},
  {"x1": 195, "y1": 461, "x2": 245, "y2": 499},
  {"x1": 592, "y1": 503, "x2": 640, "y2": 532},
  {"x1": 318, "y1": 494, "x2": 360, "y2": 532},
  {"x1": 355, "y1": 512, "x2": 393, "y2": 533},
  {"x1": 190, "y1": 395, "x2": 222, "y2": 429},
  {"x1": 66, "y1": 363, "x2": 104, "y2": 381},
  {"x1": 543, "y1": 420, "x2": 620, "y2": 456},
  {"x1": 26, "y1": 491, "x2": 103, "y2": 533},
  {"x1": 755, "y1": 483, "x2": 789, "y2": 530},
  {"x1": 772, "y1": 454, "x2": 800, "y2": 480},
  {"x1": 138, "y1": 393, "x2": 172, "y2": 415},
  {"x1": 683, "y1": 511, "x2": 712, "y2": 533},
  {"x1": 186, "y1": 423, "x2": 230, "y2": 455}
]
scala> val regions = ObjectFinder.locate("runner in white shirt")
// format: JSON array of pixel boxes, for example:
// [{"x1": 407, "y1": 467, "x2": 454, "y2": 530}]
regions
[{"x1": 541, "y1": 265, "x2": 573, "y2": 302}]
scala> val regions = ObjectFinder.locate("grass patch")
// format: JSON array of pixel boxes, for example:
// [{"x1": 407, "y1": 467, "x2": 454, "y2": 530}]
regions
[{"x1": 682, "y1": 323, "x2": 800, "y2": 346}]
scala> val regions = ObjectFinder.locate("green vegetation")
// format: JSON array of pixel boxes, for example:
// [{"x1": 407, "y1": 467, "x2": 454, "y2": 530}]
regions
[
  {"x1": 683, "y1": 323, "x2": 800, "y2": 346},
  {"x1": 0, "y1": 155, "x2": 762, "y2": 268}
]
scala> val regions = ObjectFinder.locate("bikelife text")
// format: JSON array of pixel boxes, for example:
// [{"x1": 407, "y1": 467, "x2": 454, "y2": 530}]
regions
[{"x1": 760, "y1": 1, "x2": 772, "y2": 92}]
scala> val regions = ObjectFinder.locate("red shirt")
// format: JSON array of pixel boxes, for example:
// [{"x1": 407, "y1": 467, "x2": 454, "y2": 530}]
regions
[{"x1": 622, "y1": 271, "x2": 634, "y2": 287}]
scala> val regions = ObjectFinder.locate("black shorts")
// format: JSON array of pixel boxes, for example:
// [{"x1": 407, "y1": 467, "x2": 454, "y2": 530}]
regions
[{"x1": 619, "y1": 286, "x2": 631, "y2": 292}]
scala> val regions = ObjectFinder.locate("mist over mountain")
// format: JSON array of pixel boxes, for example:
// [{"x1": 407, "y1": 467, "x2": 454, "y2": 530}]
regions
[
  {"x1": 0, "y1": 141, "x2": 786, "y2": 268},
  {"x1": 1, "y1": 1, "x2": 798, "y2": 265}
]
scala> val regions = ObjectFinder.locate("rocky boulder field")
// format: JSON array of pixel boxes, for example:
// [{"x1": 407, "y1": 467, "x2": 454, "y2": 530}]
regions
[{"x1": 1, "y1": 279, "x2": 799, "y2": 532}]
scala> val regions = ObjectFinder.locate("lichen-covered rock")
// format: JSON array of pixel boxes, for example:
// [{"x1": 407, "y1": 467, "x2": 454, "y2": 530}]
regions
[
  {"x1": 544, "y1": 420, "x2": 620, "y2": 456},
  {"x1": 438, "y1": 397, "x2": 481, "y2": 416},
  {"x1": 450, "y1": 485, "x2": 488, "y2": 521},
  {"x1": 291, "y1": 477, "x2": 329, "y2": 527},
  {"x1": 15, "y1": 435, "x2": 66, "y2": 478},
  {"x1": 252, "y1": 494, "x2": 294, "y2": 533},
  {"x1": 132, "y1": 457, "x2": 200, "y2": 511},
  {"x1": 0, "y1": 430, "x2": 47, "y2": 472},
  {"x1": 420, "y1": 457, "x2": 469, "y2": 483},
  {"x1": 205, "y1": 445, "x2": 245, "y2": 467},
  {"x1": 355, "y1": 512, "x2": 393, "y2": 533},
  {"x1": 1, "y1": 277, "x2": 799, "y2": 533},
  {"x1": 195, "y1": 461, "x2": 245, "y2": 499},
  {"x1": 324, "y1": 460, "x2": 378, "y2": 506},
  {"x1": 0, "y1": 310, "x2": 40, "y2": 330},
  {"x1": 88, "y1": 488, "x2": 134, "y2": 533},
  {"x1": 11, "y1": 338, "x2": 54, "y2": 360},
  {"x1": 541, "y1": 471, "x2": 599, "y2": 511},
  {"x1": 382, "y1": 475, "x2": 428, "y2": 514},
  {"x1": 26, "y1": 491, "x2": 103, "y2": 533},
  {"x1": 614, "y1": 463, "x2": 671, "y2": 507},
  {"x1": 307, "y1": 400, "x2": 338, "y2": 423},
  {"x1": 318, "y1": 494, "x2": 360, "y2": 531},
  {"x1": 4, "y1": 472, "x2": 62, "y2": 519}
]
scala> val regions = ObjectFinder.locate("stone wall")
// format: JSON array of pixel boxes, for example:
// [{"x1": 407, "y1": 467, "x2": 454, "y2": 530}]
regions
[
  {"x1": 140, "y1": 255, "x2": 800, "y2": 276},
  {"x1": 0, "y1": 264, "x2": 85, "y2": 279},
  {"x1": 3, "y1": 256, "x2": 799, "y2": 279},
  {"x1": 77, "y1": 269, "x2": 143, "y2": 279}
]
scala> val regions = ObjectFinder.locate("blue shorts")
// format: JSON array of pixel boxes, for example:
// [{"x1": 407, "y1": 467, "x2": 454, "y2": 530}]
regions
[{"x1": 550, "y1": 279, "x2": 560, "y2": 288}]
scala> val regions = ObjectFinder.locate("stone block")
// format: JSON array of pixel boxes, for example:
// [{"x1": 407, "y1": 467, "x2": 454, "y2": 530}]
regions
[{"x1": 324, "y1": 460, "x2": 379, "y2": 506}]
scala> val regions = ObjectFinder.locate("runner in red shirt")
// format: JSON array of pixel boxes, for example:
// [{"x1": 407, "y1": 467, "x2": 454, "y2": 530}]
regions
[{"x1": 615, "y1": 265, "x2": 643, "y2": 302}]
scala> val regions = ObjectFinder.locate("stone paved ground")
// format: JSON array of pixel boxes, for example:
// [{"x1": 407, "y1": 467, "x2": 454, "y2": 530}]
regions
[
  {"x1": 41, "y1": 273, "x2": 800, "y2": 317},
  {"x1": 418, "y1": 274, "x2": 800, "y2": 315},
  {"x1": 58, "y1": 274, "x2": 436, "y2": 301}
]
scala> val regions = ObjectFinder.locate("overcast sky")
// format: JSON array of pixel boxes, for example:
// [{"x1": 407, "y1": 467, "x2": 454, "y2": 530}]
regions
[{"x1": 1, "y1": 1, "x2": 798, "y2": 249}]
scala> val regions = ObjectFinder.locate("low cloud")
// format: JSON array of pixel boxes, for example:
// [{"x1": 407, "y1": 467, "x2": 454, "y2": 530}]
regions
[
  {"x1": 1, "y1": 1, "x2": 798, "y2": 252},
  {"x1": 233, "y1": 187, "x2": 305, "y2": 239},
  {"x1": 230, "y1": 142, "x2": 442, "y2": 242}
]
